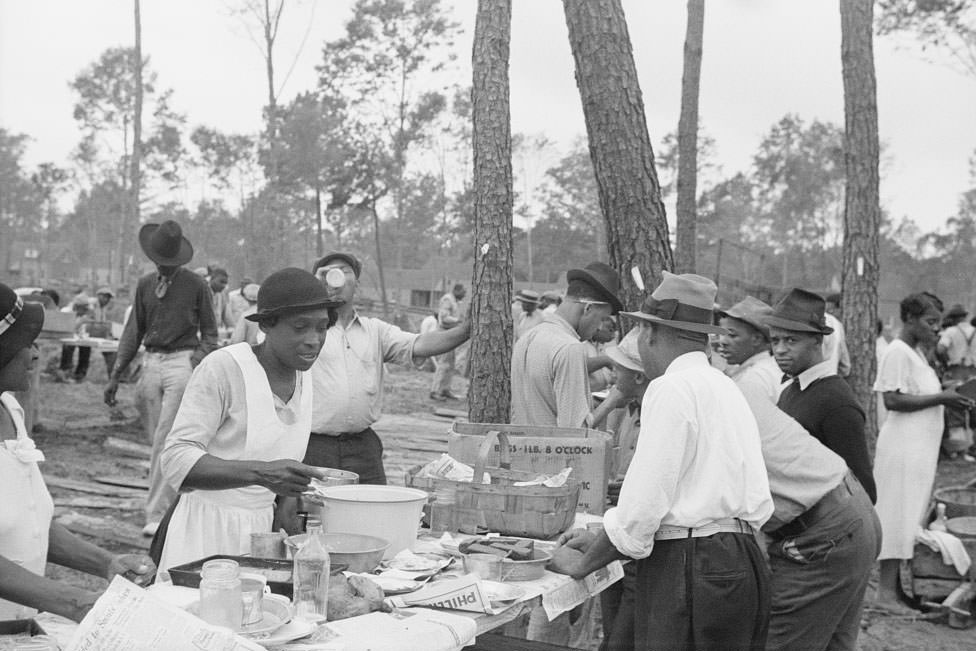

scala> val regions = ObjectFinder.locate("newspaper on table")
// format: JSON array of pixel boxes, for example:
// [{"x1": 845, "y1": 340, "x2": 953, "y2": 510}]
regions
[
  {"x1": 538, "y1": 561, "x2": 625, "y2": 621},
  {"x1": 385, "y1": 574, "x2": 492, "y2": 614},
  {"x1": 65, "y1": 576, "x2": 263, "y2": 651},
  {"x1": 277, "y1": 609, "x2": 477, "y2": 651}
]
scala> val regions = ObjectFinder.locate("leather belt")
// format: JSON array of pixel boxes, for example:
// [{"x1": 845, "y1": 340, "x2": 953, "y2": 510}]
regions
[
  {"x1": 144, "y1": 346, "x2": 193, "y2": 354},
  {"x1": 767, "y1": 471, "x2": 856, "y2": 541},
  {"x1": 311, "y1": 429, "x2": 369, "y2": 440},
  {"x1": 654, "y1": 517, "x2": 753, "y2": 541}
]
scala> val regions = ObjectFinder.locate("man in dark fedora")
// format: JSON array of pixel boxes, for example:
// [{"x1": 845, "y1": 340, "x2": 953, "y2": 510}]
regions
[
  {"x1": 511, "y1": 261, "x2": 623, "y2": 427},
  {"x1": 104, "y1": 220, "x2": 218, "y2": 536},
  {"x1": 549, "y1": 271, "x2": 773, "y2": 650},
  {"x1": 768, "y1": 288, "x2": 876, "y2": 503}
]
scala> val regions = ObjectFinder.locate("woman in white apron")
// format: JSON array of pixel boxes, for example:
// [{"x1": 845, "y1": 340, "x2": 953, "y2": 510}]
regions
[
  {"x1": 157, "y1": 268, "x2": 340, "y2": 574},
  {"x1": 0, "y1": 283, "x2": 154, "y2": 621}
]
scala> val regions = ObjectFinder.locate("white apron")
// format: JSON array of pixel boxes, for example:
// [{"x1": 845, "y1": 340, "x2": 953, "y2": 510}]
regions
[
  {"x1": 0, "y1": 393, "x2": 54, "y2": 619},
  {"x1": 158, "y1": 344, "x2": 312, "y2": 573}
]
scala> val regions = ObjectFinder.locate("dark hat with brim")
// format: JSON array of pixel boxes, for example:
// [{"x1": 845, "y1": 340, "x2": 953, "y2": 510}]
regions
[
  {"x1": 139, "y1": 220, "x2": 193, "y2": 266},
  {"x1": 622, "y1": 271, "x2": 726, "y2": 335},
  {"x1": 245, "y1": 267, "x2": 344, "y2": 322},
  {"x1": 718, "y1": 296, "x2": 773, "y2": 339},
  {"x1": 313, "y1": 252, "x2": 362, "y2": 278},
  {"x1": 765, "y1": 288, "x2": 834, "y2": 335},
  {"x1": 0, "y1": 283, "x2": 45, "y2": 369},
  {"x1": 566, "y1": 262, "x2": 623, "y2": 314},
  {"x1": 947, "y1": 303, "x2": 968, "y2": 318}
]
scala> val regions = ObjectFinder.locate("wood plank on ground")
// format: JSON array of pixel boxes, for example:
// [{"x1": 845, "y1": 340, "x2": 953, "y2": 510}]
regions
[
  {"x1": 43, "y1": 475, "x2": 145, "y2": 498},
  {"x1": 56, "y1": 511, "x2": 149, "y2": 550},
  {"x1": 54, "y1": 496, "x2": 143, "y2": 510},
  {"x1": 432, "y1": 407, "x2": 468, "y2": 420},
  {"x1": 95, "y1": 475, "x2": 149, "y2": 491},
  {"x1": 103, "y1": 436, "x2": 151, "y2": 459}
]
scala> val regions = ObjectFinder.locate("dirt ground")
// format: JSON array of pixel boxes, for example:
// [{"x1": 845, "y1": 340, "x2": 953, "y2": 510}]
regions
[{"x1": 27, "y1": 343, "x2": 976, "y2": 649}]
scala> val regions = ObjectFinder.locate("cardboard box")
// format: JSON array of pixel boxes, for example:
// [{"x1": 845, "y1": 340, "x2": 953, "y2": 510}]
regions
[{"x1": 447, "y1": 422, "x2": 613, "y2": 514}]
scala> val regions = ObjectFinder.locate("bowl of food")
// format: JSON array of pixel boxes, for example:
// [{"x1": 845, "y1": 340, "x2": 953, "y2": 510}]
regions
[
  {"x1": 285, "y1": 532, "x2": 389, "y2": 573},
  {"x1": 458, "y1": 537, "x2": 552, "y2": 582}
]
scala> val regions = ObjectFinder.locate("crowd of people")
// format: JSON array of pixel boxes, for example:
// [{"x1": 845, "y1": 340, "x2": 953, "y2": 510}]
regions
[{"x1": 0, "y1": 218, "x2": 972, "y2": 651}]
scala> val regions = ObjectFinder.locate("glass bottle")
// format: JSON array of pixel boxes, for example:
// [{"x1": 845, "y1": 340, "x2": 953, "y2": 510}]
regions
[
  {"x1": 293, "y1": 524, "x2": 331, "y2": 621},
  {"x1": 199, "y1": 559, "x2": 243, "y2": 630}
]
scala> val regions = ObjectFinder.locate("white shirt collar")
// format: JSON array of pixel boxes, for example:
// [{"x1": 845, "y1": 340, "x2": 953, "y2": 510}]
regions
[
  {"x1": 795, "y1": 359, "x2": 835, "y2": 391},
  {"x1": 739, "y1": 350, "x2": 772, "y2": 370},
  {"x1": 664, "y1": 350, "x2": 710, "y2": 375}
]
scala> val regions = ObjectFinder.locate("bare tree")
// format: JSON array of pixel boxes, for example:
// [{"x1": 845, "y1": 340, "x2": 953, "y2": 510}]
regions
[
  {"x1": 675, "y1": 0, "x2": 704, "y2": 274},
  {"x1": 840, "y1": 0, "x2": 882, "y2": 447},
  {"x1": 128, "y1": 0, "x2": 143, "y2": 285},
  {"x1": 469, "y1": 0, "x2": 514, "y2": 423},
  {"x1": 562, "y1": 0, "x2": 673, "y2": 308}
]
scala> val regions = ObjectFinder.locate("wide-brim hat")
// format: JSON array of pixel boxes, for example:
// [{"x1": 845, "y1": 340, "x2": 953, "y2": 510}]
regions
[
  {"x1": 139, "y1": 220, "x2": 193, "y2": 266},
  {"x1": 947, "y1": 303, "x2": 968, "y2": 318},
  {"x1": 621, "y1": 271, "x2": 726, "y2": 335},
  {"x1": 765, "y1": 288, "x2": 834, "y2": 335},
  {"x1": 0, "y1": 283, "x2": 45, "y2": 369},
  {"x1": 246, "y1": 268, "x2": 345, "y2": 322},
  {"x1": 517, "y1": 289, "x2": 540, "y2": 305},
  {"x1": 605, "y1": 328, "x2": 643, "y2": 372},
  {"x1": 718, "y1": 296, "x2": 773, "y2": 339},
  {"x1": 242, "y1": 283, "x2": 260, "y2": 302},
  {"x1": 566, "y1": 262, "x2": 623, "y2": 314},
  {"x1": 313, "y1": 252, "x2": 362, "y2": 278}
]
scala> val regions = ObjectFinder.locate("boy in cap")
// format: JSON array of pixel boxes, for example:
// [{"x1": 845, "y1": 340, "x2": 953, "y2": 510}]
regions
[
  {"x1": 549, "y1": 271, "x2": 773, "y2": 651},
  {"x1": 156, "y1": 268, "x2": 340, "y2": 573},
  {"x1": 104, "y1": 220, "x2": 218, "y2": 536},
  {"x1": 511, "y1": 262, "x2": 622, "y2": 428},
  {"x1": 717, "y1": 295, "x2": 782, "y2": 401}
]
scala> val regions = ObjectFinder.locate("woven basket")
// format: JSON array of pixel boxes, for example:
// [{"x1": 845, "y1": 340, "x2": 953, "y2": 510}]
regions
[{"x1": 406, "y1": 430, "x2": 580, "y2": 539}]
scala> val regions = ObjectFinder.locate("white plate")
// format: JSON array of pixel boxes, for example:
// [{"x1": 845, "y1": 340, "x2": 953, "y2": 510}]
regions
[
  {"x1": 246, "y1": 617, "x2": 318, "y2": 647},
  {"x1": 384, "y1": 553, "x2": 451, "y2": 573},
  {"x1": 186, "y1": 593, "x2": 292, "y2": 637},
  {"x1": 480, "y1": 581, "x2": 526, "y2": 606}
]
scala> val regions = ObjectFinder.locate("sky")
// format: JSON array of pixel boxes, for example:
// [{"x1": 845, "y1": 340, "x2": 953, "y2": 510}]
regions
[{"x1": 1, "y1": 0, "x2": 974, "y2": 235}]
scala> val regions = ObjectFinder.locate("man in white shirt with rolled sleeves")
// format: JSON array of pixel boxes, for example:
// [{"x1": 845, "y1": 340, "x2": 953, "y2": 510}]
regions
[
  {"x1": 306, "y1": 252, "x2": 470, "y2": 484},
  {"x1": 549, "y1": 271, "x2": 773, "y2": 651}
]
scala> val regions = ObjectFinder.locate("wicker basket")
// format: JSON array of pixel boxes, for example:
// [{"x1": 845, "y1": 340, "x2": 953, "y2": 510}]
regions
[{"x1": 406, "y1": 430, "x2": 580, "y2": 539}]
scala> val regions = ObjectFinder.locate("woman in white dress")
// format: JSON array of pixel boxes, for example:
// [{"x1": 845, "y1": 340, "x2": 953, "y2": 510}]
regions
[
  {"x1": 156, "y1": 268, "x2": 340, "y2": 574},
  {"x1": 873, "y1": 293, "x2": 975, "y2": 610},
  {"x1": 0, "y1": 283, "x2": 154, "y2": 622}
]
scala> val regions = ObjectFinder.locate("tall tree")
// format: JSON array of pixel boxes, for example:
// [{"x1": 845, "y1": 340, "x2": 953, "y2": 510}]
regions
[
  {"x1": 840, "y1": 0, "x2": 882, "y2": 447},
  {"x1": 469, "y1": 0, "x2": 514, "y2": 423},
  {"x1": 562, "y1": 0, "x2": 673, "y2": 308},
  {"x1": 674, "y1": 0, "x2": 705, "y2": 274},
  {"x1": 129, "y1": 0, "x2": 143, "y2": 284}
]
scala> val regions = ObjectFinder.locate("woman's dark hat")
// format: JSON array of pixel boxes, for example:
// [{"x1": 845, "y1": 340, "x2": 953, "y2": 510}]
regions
[
  {"x1": 621, "y1": 271, "x2": 726, "y2": 335},
  {"x1": 0, "y1": 283, "x2": 45, "y2": 370},
  {"x1": 139, "y1": 220, "x2": 194, "y2": 266},
  {"x1": 765, "y1": 288, "x2": 834, "y2": 335},
  {"x1": 566, "y1": 262, "x2": 623, "y2": 314},
  {"x1": 246, "y1": 268, "x2": 345, "y2": 322}
]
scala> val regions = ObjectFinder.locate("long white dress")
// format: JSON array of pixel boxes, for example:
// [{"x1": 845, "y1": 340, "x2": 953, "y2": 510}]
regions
[
  {"x1": 0, "y1": 393, "x2": 54, "y2": 619},
  {"x1": 873, "y1": 339, "x2": 944, "y2": 559},
  {"x1": 157, "y1": 343, "x2": 311, "y2": 573}
]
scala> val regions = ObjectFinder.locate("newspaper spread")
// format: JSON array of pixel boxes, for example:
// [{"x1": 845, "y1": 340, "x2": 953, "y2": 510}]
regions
[
  {"x1": 65, "y1": 576, "x2": 263, "y2": 651},
  {"x1": 278, "y1": 609, "x2": 477, "y2": 651},
  {"x1": 385, "y1": 574, "x2": 492, "y2": 614},
  {"x1": 540, "y1": 560, "x2": 624, "y2": 621}
]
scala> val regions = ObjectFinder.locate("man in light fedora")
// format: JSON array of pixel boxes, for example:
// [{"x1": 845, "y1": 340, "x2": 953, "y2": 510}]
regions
[
  {"x1": 514, "y1": 289, "x2": 543, "y2": 340},
  {"x1": 768, "y1": 288, "x2": 876, "y2": 504},
  {"x1": 511, "y1": 261, "x2": 623, "y2": 428},
  {"x1": 716, "y1": 295, "x2": 782, "y2": 401},
  {"x1": 104, "y1": 220, "x2": 218, "y2": 536},
  {"x1": 549, "y1": 271, "x2": 773, "y2": 651}
]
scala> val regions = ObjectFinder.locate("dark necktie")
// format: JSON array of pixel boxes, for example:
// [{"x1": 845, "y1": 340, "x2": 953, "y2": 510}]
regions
[{"x1": 155, "y1": 274, "x2": 173, "y2": 299}]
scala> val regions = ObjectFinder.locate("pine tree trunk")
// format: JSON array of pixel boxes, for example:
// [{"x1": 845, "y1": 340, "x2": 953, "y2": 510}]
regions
[
  {"x1": 129, "y1": 0, "x2": 142, "y2": 285},
  {"x1": 470, "y1": 0, "x2": 514, "y2": 424},
  {"x1": 675, "y1": 0, "x2": 704, "y2": 274},
  {"x1": 562, "y1": 0, "x2": 673, "y2": 309},
  {"x1": 840, "y1": 0, "x2": 881, "y2": 452}
]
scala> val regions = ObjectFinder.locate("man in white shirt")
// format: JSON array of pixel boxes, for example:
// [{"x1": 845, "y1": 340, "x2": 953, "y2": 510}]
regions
[
  {"x1": 549, "y1": 271, "x2": 773, "y2": 650},
  {"x1": 306, "y1": 253, "x2": 470, "y2": 484},
  {"x1": 717, "y1": 295, "x2": 783, "y2": 401},
  {"x1": 431, "y1": 283, "x2": 467, "y2": 401}
]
